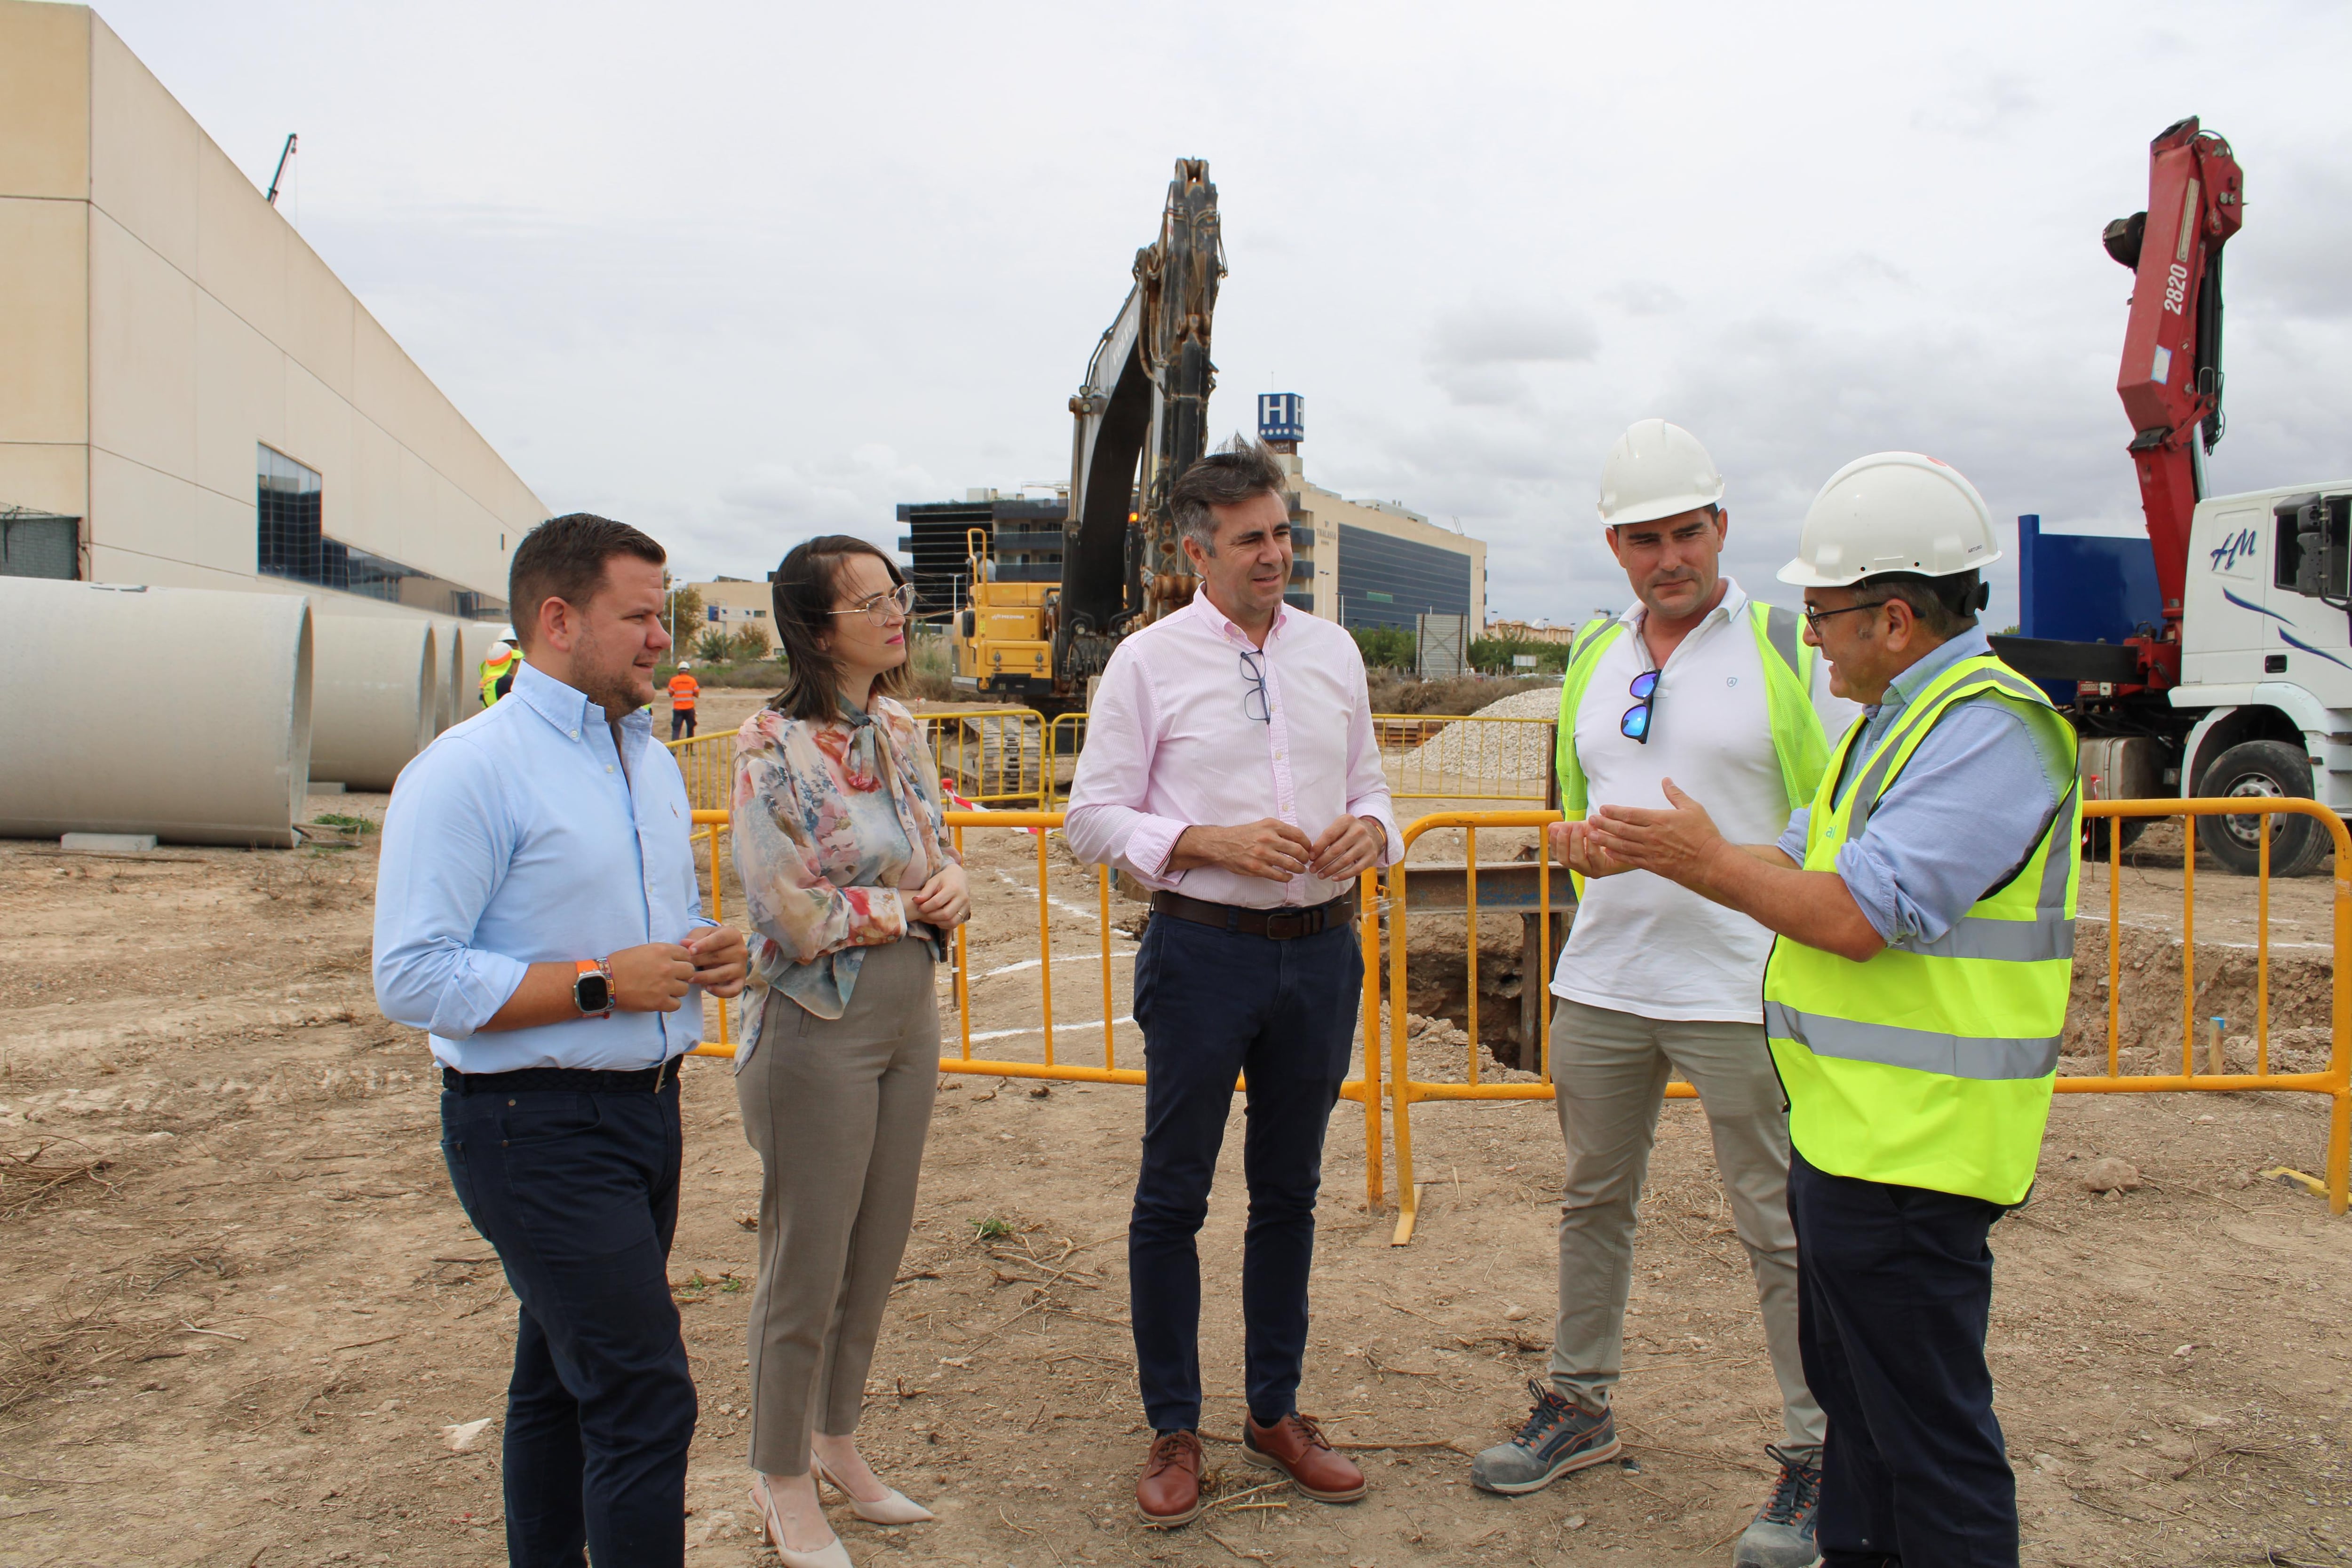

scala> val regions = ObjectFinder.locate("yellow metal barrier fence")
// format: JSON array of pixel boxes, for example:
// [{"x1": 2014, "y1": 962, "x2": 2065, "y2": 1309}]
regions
[
  {"x1": 924, "y1": 709, "x2": 1049, "y2": 809},
  {"x1": 672, "y1": 806, "x2": 1393, "y2": 1208},
  {"x1": 1375, "y1": 713, "x2": 1555, "y2": 802},
  {"x1": 1379, "y1": 800, "x2": 2352, "y2": 1244},
  {"x1": 1033, "y1": 709, "x2": 1557, "y2": 806},
  {"x1": 666, "y1": 733, "x2": 733, "y2": 812},
  {"x1": 1045, "y1": 713, "x2": 1089, "y2": 804}
]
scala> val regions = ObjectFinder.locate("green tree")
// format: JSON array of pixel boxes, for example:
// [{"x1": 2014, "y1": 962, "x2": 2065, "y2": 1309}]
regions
[
  {"x1": 1470, "y1": 637, "x2": 1570, "y2": 675},
  {"x1": 1350, "y1": 626, "x2": 1417, "y2": 671},
  {"x1": 663, "y1": 577, "x2": 705, "y2": 646},
  {"x1": 694, "y1": 629, "x2": 734, "y2": 664},
  {"x1": 728, "y1": 624, "x2": 772, "y2": 662}
]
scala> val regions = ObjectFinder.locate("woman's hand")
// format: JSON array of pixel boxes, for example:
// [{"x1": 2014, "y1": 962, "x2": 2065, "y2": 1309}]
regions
[{"x1": 910, "y1": 862, "x2": 971, "y2": 928}]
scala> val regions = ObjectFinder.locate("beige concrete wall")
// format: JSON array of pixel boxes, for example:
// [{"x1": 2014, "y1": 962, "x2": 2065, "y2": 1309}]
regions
[
  {"x1": 0, "y1": 1, "x2": 543, "y2": 610},
  {"x1": 0, "y1": 3, "x2": 92, "y2": 529},
  {"x1": 1280, "y1": 457, "x2": 1487, "y2": 635}
]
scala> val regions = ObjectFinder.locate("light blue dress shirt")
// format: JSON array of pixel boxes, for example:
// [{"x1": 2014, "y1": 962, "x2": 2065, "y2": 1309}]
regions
[
  {"x1": 1777, "y1": 627, "x2": 2074, "y2": 949},
  {"x1": 373, "y1": 660, "x2": 713, "y2": 1072}
]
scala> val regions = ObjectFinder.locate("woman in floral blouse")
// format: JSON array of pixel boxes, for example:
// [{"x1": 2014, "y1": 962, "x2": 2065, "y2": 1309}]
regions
[{"x1": 731, "y1": 535, "x2": 969, "y2": 1568}]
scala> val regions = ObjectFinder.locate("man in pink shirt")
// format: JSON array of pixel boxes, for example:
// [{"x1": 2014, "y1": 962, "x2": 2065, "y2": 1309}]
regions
[{"x1": 1065, "y1": 439, "x2": 1401, "y2": 1529}]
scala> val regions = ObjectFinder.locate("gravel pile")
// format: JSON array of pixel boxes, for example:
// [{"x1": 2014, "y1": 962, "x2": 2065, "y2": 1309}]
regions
[{"x1": 1394, "y1": 685, "x2": 1561, "y2": 781}]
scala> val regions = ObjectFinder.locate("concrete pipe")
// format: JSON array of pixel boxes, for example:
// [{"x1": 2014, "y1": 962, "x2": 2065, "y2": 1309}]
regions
[
  {"x1": 429, "y1": 618, "x2": 475, "y2": 734},
  {"x1": 310, "y1": 616, "x2": 437, "y2": 792},
  {"x1": 0, "y1": 578, "x2": 313, "y2": 847}
]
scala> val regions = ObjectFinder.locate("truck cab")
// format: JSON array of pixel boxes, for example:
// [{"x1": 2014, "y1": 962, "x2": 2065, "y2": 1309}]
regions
[{"x1": 2175, "y1": 483, "x2": 2352, "y2": 825}]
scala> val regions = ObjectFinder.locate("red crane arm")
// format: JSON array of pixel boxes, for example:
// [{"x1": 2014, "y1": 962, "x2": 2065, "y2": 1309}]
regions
[{"x1": 2108, "y1": 116, "x2": 2243, "y2": 634}]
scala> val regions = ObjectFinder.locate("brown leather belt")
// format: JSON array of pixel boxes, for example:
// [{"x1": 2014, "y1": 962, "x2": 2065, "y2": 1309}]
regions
[{"x1": 1149, "y1": 888, "x2": 1357, "y2": 941}]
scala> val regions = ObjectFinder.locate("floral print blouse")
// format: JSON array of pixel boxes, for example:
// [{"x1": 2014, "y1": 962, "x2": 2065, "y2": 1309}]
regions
[{"x1": 730, "y1": 695, "x2": 956, "y2": 1063}]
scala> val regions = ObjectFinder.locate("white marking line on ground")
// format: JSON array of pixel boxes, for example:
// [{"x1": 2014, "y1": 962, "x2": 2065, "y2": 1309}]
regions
[
  {"x1": 964, "y1": 1016, "x2": 1137, "y2": 1044},
  {"x1": 988, "y1": 867, "x2": 1116, "y2": 927},
  {"x1": 980, "y1": 951, "x2": 1136, "y2": 979}
]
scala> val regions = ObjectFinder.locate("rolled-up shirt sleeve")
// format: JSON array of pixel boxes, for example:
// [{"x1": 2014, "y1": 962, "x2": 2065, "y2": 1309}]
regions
[
  {"x1": 1832, "y1": 703, "x2": 2062, "y2": 947},
  {"x1": 1776, "y1": 805, "x2": 1810, "y2": 865},
  {"x1": 372, "y1": 742, "x2": 531, "y2": 1040},
  {"x1": 1343, "y1": 658, "x2": 1402, "y2": 866},
  {"x1": 1063, "y1": 648, "x2": 1192, "y2": 886}
]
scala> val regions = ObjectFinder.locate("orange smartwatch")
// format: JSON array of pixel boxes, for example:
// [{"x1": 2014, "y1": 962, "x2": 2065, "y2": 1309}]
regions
[{"x1": 572, "y1": 958, "x2": 614, "y2": 1018}]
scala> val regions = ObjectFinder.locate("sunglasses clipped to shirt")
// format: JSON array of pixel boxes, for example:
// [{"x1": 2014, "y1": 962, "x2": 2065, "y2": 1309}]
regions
[{"x1": 1621, "y1": 670, "x2": 1660, "y2": 744}]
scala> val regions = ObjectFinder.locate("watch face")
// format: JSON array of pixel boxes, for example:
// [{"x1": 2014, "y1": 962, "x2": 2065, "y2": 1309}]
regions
[{"x1": 576, "y1": 972, "x2": 612, "y2": 1014}]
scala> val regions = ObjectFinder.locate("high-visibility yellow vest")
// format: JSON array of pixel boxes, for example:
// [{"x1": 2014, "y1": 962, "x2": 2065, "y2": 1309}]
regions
[
  {"x1": 1554, "y1": 598, "x2": 1829, "y2": 818},
  {"x1": 479, "y1": 651, "x2": 519, "y2": 709},
  {"x1": 1763, "y1": 654, "x2": 2081, "y2": 1206}
]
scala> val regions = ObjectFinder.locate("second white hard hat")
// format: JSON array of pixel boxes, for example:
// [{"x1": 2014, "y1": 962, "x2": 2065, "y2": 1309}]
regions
[
  {"x1": 1598, "y1": 418, "x2": 1725, "y2": 527},
  {"x1": 1777, "y1": 451, "x2": 2002, "y2": 588},
  {"x1": 677, "y1": 659, "x2": 693, "y2": 670}
]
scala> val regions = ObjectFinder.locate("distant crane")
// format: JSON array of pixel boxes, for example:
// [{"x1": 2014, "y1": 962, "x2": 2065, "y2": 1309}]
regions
[{"x1": 265, "y1": 134, "x2": 298, "y2": 208}]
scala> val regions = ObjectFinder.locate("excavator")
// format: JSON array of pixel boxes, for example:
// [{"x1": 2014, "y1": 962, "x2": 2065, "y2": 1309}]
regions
[
  {"x1": 1997, "y1": 117, "x2": 2352, "y2": 876},
  {"x1": 951, "y1": 158, "x2": 1224, "y2": 711}
]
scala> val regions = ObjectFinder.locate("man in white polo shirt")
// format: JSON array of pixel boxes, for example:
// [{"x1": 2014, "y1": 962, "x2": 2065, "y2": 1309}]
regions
[{"x1": 1470, "y1": 420, "x2": 1856, "y2": 1568}]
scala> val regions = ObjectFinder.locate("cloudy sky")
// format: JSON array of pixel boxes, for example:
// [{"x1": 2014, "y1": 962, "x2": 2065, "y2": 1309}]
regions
[{"x1": 95, "y1": 0, "x2": 2352, "y2": 627}]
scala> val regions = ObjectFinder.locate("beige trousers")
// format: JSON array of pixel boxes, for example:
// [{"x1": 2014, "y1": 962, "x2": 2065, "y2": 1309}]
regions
[
  {"x1": 1547, "y1": 997, "x2": 1825, "y2": 1450},
  {"x1": 738, "y1": 939, "x2": 940, "y2": 1475}
]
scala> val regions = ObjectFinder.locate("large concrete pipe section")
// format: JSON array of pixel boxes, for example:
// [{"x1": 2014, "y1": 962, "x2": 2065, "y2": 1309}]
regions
[
  {"x1": 310, "y1": 616, "x2": 437, "y2": 791},
  {"x1": 0, "y1": 578, "x2": 313, "y2": 847},
  {"x1": 430, "y1": 618, "x2": 466, "y2": 734}
]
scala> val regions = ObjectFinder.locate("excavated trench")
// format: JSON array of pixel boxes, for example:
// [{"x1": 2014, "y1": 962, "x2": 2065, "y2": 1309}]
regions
[{"x1": 1398, "y1": 914, "x2": 2339, "y2": 1079}]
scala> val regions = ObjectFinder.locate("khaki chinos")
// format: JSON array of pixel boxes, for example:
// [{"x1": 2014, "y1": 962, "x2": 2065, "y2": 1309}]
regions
[
  {"x1": 1547, "y1": 997, "x2": 1825, "y2": 1450},
  {"x1": 737, "y1": 938, "x2": 941, "y2": 1473}
]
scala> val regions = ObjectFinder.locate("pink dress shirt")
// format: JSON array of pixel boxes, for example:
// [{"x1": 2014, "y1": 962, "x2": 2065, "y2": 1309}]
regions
[{"x1": 1063, "y1": 595, "x2": 1402, "y2": 909}]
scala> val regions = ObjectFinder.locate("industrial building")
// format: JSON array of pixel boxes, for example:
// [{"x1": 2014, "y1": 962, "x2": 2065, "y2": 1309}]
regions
[
  {"x1": 686, "y1": 576, "x2": 775, "y2": 637},
  {"x1": 0, "y1": 1, "x2": 543, "y2": 617},
  {"x1": 892, "y1": 397, "x2": 1484, "y2": 635}
]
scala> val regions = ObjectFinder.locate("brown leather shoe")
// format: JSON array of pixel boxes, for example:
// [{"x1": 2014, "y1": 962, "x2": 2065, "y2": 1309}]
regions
[
  {"x1": 1242, "y1": 1412, "x2": 1367, "y2": 1502},
  {"x1": 1135, "y1": 1429, "x2": 1203, "y2": 1527}
]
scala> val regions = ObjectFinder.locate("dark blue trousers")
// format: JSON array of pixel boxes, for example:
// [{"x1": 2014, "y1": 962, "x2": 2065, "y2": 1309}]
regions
[
  {"x1": 441, "y1": 1082, "x2": 697, "y2": 1568},
  {"x1": 1788, "y1": 1149, "x2": 2018, "y2": 1568},
  {"x1": 1129, "y1": 912, "x2": 1361, "y2": 1433}
]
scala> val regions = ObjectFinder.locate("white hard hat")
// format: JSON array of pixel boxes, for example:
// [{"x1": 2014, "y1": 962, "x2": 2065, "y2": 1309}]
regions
[
  {"x1": 485, "y1": 640, "x2": 513, "y2": 659},
  {"x1": 1778, "y1": 451, "x2": 2002, "y2": 588},
  {"x1": 677, "y1": 659, "x2": 692, "y2": 669},
  {"x1": 1597, "y1": 418, "x2": 1725, "y2": 528},
  {"x1": 497, "y1": 625, "x2": 518, "y2": 642}
]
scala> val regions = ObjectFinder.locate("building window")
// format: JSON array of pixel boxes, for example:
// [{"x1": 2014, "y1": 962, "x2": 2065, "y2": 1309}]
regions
[
  {"x1": 0, "y1": 507, "x2": 79, "y2": 580},
  {"x1": 256, "y1": 443, "x2": 505, "y2": 617}
]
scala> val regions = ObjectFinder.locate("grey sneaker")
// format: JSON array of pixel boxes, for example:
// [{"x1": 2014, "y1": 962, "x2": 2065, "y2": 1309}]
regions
[
  {"x1": 1732, "y1": 1443, "x2": 1824, "y2": 1568},
  {"x1": 1470, "y1": 1378, "x2": 1622, "y2": 1496}
]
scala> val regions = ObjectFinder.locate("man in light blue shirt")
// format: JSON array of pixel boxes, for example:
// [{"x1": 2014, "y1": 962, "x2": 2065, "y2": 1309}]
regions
[{"x1": 375, "y1": 513, "x2": 745, "y2": 1568}]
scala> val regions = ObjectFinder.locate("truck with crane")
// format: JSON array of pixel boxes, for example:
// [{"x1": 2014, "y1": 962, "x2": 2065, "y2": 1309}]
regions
[
  {"x1": 1995, "y1": 117, "x2": 2349, "y2": 876},
  {"x1": 951, "y1": 158, "x2": 1224, "y2": 711}
]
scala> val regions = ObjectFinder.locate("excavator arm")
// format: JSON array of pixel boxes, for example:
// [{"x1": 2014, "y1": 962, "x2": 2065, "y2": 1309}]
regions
[
  {"x1": 2106, "y1": 116, "x2": 2243, "y2": 657},
  {"x1": 1057, "y1": 159, "x2": 1224, "y2": 686}
]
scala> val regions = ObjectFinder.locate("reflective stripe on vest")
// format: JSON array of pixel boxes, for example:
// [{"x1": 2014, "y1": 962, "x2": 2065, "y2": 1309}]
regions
[
  {"x1": 1764, "y1": 653, "x2": 2080, "y2": 1205},
  {"x1": 1553, "y1": 599, "x2": 1827, "y2": 819}
]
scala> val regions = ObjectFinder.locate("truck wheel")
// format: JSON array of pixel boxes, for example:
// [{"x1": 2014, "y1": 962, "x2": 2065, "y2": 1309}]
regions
[{"x1": 2195, "y1": 740, "x2": 2331, "y2": 878}]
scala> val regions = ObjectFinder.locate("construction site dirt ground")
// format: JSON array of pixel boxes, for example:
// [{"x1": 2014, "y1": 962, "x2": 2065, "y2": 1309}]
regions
[{"x1": 2, "y1": 761, "x2": 2349, "y2": 1567}]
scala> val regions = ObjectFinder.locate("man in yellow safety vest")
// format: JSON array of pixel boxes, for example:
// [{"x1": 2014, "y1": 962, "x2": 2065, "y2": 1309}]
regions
[
  {"x1": 1474, "y1": 419, "x2": 1853, "y2": 1568},
  {"x1": 479, "y1": 639, "x2": 521, "y2": 709},
  {"x1": 1566, "y1": 451, "x2": 2079, "y2": 1568}
]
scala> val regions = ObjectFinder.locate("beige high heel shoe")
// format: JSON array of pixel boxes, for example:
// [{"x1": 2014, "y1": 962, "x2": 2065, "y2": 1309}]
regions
[
  {"x1": 812, "y1": 1455, "x2": 937, "y2": 1525},
  {"x1": 748, "y1": 1474, "x2": 854, "y2": 1568}
]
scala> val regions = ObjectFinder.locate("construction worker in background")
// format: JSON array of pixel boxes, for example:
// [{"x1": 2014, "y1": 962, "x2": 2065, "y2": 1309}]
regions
[
  {"x1": 667, "y1": 659, "x2": 700, "y2": 741},
  {"x1": 1569, "y1": 451, "x2": 2078, "y2": 1568},
  {"x1": 1472, "y1": 419, "x2": 1853, "y2": 1568},
  {"x1": 478, "y1": 638, "x2": 521, "y2": 709}
]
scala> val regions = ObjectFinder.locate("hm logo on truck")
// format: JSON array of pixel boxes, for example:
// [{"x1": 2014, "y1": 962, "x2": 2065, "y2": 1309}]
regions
[{"x1": 2209, "y1": 526, "x2": 2260, "y2": 574}]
